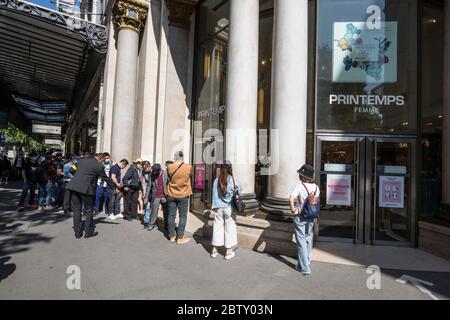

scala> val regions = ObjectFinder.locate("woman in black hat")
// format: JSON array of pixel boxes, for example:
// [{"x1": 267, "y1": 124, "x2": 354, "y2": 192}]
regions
[{"x1": 289, "y1": 164, "x2": 320, "y2": 275}]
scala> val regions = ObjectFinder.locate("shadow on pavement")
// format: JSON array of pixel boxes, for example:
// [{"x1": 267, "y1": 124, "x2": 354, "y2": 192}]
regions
[
  {"x1": 0, "y1": 182, "x2": 64, "y2": 279},
  {"x1": 0, "y1": 256, "x2": 16, "y2": 283},
  {"x1": 380, "y1": 269, "x2": 450, "y2": 300}
]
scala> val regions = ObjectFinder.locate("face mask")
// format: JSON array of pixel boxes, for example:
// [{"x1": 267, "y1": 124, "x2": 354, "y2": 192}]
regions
[{"x1": 104, "y1": 160, "x2": 110, "y2": 165}]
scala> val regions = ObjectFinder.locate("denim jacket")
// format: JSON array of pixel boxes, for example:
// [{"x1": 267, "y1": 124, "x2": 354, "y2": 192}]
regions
[{"x1": 211, "y1": 175, "x2": 241, "y2": 209}]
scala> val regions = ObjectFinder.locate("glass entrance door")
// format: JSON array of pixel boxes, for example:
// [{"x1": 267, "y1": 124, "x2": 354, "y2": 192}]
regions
[{"x1": 316, "y1": 136, "x2": 417, "y2": 246}]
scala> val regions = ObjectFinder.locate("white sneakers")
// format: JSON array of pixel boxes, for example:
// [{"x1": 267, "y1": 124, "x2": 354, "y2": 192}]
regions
[
  {"x1": 224, "y1": 251, "x2": 235, "y2": 260},
  {"x1": 108, "y1": 213, "x2": 124, "y2": 220},
  {"x1": 210, "y1": 248, "x2": 235, "y2": 260}
]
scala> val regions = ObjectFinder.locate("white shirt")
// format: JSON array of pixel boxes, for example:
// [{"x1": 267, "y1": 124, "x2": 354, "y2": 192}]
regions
[
  {"x1": 97, "y1": 162, "x2": 113, "y2": 187},
  {"x1": 290, "y1": 182, "x2": 320, "y2": 209}
]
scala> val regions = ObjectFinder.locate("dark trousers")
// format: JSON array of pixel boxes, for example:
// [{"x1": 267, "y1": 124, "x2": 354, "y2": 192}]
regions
[
  {"x1": 63, "y1": 182, "x2": 72, "y2": 214},
  {"x1": 70, "y1": 191, "x2": 95, "y2": 237},
  {"x1": 107, "y1": 188, "x2": 121, "y2": 215},
  {"x1": 18, "y1": 181, "x2": 36, "y2": 206},
  {"x1": 124, "y1": 189, "x2": 139, "y2": 218},
  {"x1": 167, "y1": 196, "x2": 189, "y2": 238},
  {"x1": 54, "y1": 179, "x2": 65, "y2": 206}
]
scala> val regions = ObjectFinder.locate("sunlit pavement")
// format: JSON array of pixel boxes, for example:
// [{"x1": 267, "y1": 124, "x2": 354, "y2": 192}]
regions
[{"x1": 1, "y1": 182, "x2": 449, "y2": 300}]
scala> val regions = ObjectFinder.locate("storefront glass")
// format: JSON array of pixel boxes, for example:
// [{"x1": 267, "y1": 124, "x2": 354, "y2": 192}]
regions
[
  {"x1": 191, "y1": 0, "x2": 275, "y2": 213},
  {"x1": 316, "y1": 0, "x2": 418, "y2": 133},
  {"x1": 191, "y1": 0, "x2": 229, "y2": 213},
  {"x1": 420, "y1": 0, "x2": 443, "y2": 218}
]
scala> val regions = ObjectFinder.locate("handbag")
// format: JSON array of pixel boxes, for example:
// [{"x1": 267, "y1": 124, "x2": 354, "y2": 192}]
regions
[{"x1": 231, "y1": 176, "x2": 246, "y2": 213}]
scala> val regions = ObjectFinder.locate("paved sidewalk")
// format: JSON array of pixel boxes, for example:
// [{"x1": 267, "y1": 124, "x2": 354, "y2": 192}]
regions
[{"x1": 1, "y1": 182, "x2": 449, "y2": 300}]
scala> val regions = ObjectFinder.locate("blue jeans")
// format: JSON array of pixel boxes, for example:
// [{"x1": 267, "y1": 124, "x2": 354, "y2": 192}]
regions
[
  {"x1": 167, "y1": 197, "x2": 189, "y2": 238},
  {"x1": 94, "y1": 185, "x2": 109, "y2": 212},
  {"x1": 38, "y1": 181, "x2": 54, "y2": 207},
  {"x1": 18, "y1": 181, "x2": 36, "y2": 206},
  {"x1": 294, "y1": 215, "x2": 314, "y2": 274},
  {"x1": 144, "y1": 202, "x2": 151, "y2": 224}
]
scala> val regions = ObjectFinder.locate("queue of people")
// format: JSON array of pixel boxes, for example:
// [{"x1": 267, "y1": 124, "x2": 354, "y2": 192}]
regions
[{"x1": 12, "y1": 148, "x2": 320, "y2": 273}]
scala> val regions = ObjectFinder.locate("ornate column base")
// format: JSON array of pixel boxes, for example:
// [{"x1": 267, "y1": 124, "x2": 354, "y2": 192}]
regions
[
  {"x1": 259, "y1": 197, "x2": 294, "y2": 221},
  {"x1": 239, "y1": 193, "x2": 259, "y2": 216}
]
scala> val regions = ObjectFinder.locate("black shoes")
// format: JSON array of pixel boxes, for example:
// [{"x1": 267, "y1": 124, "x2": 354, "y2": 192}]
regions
[
  {"x1": 84, "y1": 231, "x2": 98, "y2": 239},
  {"x1": 75, "y1": 234, "x2": 83, "y2": 239}
]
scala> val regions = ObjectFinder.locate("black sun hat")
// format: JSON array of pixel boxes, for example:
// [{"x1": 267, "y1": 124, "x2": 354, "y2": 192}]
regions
[{"x1": 297, "y1": 164, "x2": 315, "y2": 180}]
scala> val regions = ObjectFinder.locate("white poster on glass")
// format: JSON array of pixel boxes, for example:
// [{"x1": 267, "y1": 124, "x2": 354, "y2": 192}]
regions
[
  {"x1": 326, "y1": 174, "x2": 352, "y2": 206},
  {"x1": 333, "y1": 22, "x2": 398, "y2": 83},
  {"x1": 379, "y1": 176, "x2": 404, "y2": 208}
]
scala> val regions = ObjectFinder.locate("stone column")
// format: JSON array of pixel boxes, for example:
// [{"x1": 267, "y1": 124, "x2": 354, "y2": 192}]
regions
[
  {"x1": 225, "y1": 0, "x2": 259, "y2": 214},
  {"x1": 110, "y1": 0, "x2": 148, "y2": 163},
  {"x1": 161, "y1": 0, "x2": 196, "y2": 162},
  {"x1": 443, "y1": 1, "x2": 450, "y2": 215},
  {"x1": 261, "y1": 0, "x2": 308, "y2": 219}
]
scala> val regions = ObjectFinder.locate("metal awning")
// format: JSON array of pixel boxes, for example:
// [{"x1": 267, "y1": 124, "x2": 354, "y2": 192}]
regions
[{"x1": 0, "y1": 0, "x2": 107, "y2": 131}]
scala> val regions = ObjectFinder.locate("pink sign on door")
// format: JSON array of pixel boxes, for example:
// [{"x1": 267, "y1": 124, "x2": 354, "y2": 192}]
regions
[
  {"x1": 379, "y1": 176, "x2": 404, "y2": 208},
  {"x1": 194, "y1": 163, "x2": 205, "y2": 190},
  {"x1": 326, "y1": 174, "x2": 352, "y2": 206}
]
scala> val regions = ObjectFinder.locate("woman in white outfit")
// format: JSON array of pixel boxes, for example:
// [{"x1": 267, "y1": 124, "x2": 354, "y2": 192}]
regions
[{"x1": 211, "y1": 162, "x2": 241, "y2": 260}]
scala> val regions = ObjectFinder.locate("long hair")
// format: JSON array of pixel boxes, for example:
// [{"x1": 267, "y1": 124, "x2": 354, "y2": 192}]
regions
[{"x1": 218, "y1": 164, "x2": 233, "y2": 196}]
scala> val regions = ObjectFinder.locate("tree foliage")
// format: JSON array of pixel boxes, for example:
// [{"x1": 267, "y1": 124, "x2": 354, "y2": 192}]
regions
[{"x1": 0, "y1": 123, "x2": 50, "y2": 148}]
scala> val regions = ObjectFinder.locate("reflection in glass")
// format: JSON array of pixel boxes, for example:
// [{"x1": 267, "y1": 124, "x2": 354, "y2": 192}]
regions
[
  {"x1": 316, "y1": 0, "x2": 418, "y2": 133},
  {"x1": 374, "y1": 142, "x2": 410, "y2": 242},
  {"x1": 319, "y1": 141, "x2": 356, "y2": 239}
]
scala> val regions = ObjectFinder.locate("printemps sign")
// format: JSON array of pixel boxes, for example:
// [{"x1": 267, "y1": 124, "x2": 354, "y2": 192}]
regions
[{"x1": 317, "y1": 1, "x2": 415, "y2": 132}]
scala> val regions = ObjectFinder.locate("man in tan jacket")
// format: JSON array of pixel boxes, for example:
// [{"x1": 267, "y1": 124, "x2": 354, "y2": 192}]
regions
[{"x1": 166, "y1": 151, "x2": 193, "y2": 244}]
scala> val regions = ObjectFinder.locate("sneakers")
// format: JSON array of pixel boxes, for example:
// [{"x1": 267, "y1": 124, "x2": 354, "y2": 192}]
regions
[
  {"x1": 108, "y1": 214, "x2": 117, "y2": 220},
  {"x1": 115, "y1": 213, "x2": 124, "y2": 219},
  {"x1": 211, "y1": 248, "x2": 218, "y2": 258},
  {"x1": 176, "y1": 237, "x2": 191, "y2": 245},
  {"x1": 37, "y1": 206, "x2": 45, "y2": 212},
  {"x1": 169, "y1": 235, "x2": 176, "y2": 243},
  {"x1": 224, "y1": 251, "x2": 235, "y2": 260},
  {"x1": 17, "y1": 206, "x2": 25, "y2": 212}
]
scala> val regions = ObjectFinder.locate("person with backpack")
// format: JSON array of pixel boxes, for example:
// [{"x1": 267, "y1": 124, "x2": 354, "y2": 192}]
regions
[
  {"x1": 144, "y1": 163, "x2": 168, "y2": 230},
  {"x1": 122, "y1": 159, "x2": 143, "y2": 221},
  {"x1": 289, "y1": 164, "x2": 320, "y2": 276},
  {"x1": 17, "y1": 156, "x2": 39, "y2": 211},
  {"x1": 210, "y1": 162, "x2": 241, "y2": 260},
  {"x1": 36, "y1": 157, "x2": 50, "y2": 212}
]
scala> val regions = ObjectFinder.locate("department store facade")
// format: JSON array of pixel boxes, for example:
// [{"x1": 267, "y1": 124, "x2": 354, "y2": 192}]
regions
[{"x1": 92, "y1": 0, "x2": 450, "y2": 257}]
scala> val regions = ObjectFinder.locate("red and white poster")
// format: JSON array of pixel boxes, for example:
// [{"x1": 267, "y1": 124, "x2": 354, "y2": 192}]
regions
[
  {"x1": 326, "y1": 174, "x2": 352, "y2": 206},
  {"x1": 379, "y1": 176, "x2": 404, "y2": 208}
]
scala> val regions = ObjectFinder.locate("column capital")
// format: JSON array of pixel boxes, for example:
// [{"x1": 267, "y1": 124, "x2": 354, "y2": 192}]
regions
[
  {"x1": 166, "y1": 0, "x2": 196, "y2": 30},
  {"x1": 113, "y1": 0, "x2": 149, "y2": 34}
]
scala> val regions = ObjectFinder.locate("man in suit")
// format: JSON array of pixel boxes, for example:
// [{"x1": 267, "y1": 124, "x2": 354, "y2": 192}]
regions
[{"x1": 66, "y1": 153, "x2": 116, "y2": 239}]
